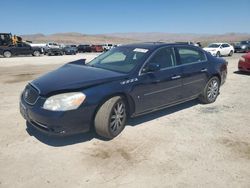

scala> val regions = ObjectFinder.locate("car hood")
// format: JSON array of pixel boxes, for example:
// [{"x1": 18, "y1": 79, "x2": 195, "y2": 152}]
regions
[{"x1": 31, "y1": 63, "x2": 126, "y2": 96}]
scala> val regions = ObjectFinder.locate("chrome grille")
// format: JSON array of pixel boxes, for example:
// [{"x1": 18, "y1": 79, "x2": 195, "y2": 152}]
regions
[{"x1": 23, "y1": 84, "x2": 39, "y2": 105}]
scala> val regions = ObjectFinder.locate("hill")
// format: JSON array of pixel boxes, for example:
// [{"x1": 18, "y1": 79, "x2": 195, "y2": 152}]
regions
[{"x1": 20, "y1": 32, "x2": 250, "y2": 45}]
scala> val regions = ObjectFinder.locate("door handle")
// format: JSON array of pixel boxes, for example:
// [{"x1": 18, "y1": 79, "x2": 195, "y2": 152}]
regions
[
  {"x1": 171, "y1": 75, "x2": 181, "y2": 80},
  {"x1": 201, "y1": 68, "x2": 208, "y2": 72},
  {"x1": 153, "y1": 79, "x2": 161, "y2": 83}
]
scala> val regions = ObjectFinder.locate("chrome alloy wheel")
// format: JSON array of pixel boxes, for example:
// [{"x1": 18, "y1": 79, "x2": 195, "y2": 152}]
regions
[
  {"x1": 110, "y1": 102, "x2": 126, "y2": 134},
  {"x1": 207, "y1": 79, "x2": 219, "y2": 102}
]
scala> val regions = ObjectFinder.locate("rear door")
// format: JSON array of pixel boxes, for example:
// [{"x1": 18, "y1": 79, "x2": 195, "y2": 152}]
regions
[
  {"x1": 221, "y1": 43, "x2": 230, "y2": 55},
  {"x1": 131, "y1": 47, "x2": 183, "y2": 114},
  {"x1": 175, "y1": 46, "x2": 209, "y2": 99}
]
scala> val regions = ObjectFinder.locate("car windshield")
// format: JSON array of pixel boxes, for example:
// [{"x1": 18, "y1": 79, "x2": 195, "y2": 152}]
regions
[
  {"x1": 208, "y1": 44, "x2": 220, "y2": 48},
  {"x1": 240, "y1": 41, "x2": 248, "y2": 44},
  {"x1": 88, "y1": 46, "x2": 149, "y2": 73}
]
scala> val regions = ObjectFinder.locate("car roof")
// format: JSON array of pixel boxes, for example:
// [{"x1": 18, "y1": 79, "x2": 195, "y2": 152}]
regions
[
  {"x1": 121, "y1": 42, "x2": 196, "y2": 51},
  {"x1": 210, "y1": 42, "x2": 230, "y2": 45}
]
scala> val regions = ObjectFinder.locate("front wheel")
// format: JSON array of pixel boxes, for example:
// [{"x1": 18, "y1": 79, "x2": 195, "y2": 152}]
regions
[
  {"x1": 3, "y1": 51, "x2": 12, "y2": 58},
  {"x1": 94, "y1": 96, "x2": 127, "y2": 139},
  {"x1": 228, "y1": 50, "x2": 233, "y2": 56},
  {"x1": 216, "y1": 51, "x2": 221, "y2": 57},
  {"x1": 199, "y1": 77, "x2": 220, "y2": 104}
]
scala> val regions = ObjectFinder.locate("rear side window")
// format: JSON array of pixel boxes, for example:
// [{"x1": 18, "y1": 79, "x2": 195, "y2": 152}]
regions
[
  {"x1": 148, "y1": 47, "x2": 176, "y2": 69},
  {"x1": 177, "y1": 47, "x2": 206, "y2": 65}
]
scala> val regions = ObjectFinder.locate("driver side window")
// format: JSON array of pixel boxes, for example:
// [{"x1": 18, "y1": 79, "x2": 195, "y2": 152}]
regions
[{"x1": 147, "y1": 47, "x2": 176, "y2": 69}]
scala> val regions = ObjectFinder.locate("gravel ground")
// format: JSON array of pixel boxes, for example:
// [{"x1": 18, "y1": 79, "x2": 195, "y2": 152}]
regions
[{"x1": 0, "y1": 53, "x2": 249, "y2": 188}]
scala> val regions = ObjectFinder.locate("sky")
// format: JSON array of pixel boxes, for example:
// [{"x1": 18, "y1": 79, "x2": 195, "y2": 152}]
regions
[{"x1": 1, "y1": 0, "x2": 250, "y2": 35}]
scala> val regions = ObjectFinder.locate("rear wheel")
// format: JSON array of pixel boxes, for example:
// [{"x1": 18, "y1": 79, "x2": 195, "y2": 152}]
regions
[
  {"x1": 216, "y1": 51, "x2": 220, "y2": 57},
  {"x1": 3, "y1": 51, "x2": 11, "y2": 58},
  {"x1": 228, "y1": 50, "x2": 233, "y2": 56},
  {"x1": 94, "y1": 96, "x2": 127, "y2": 139},
  {"x1": 199, "y1": 77, "x2": 220, "y2": 104},
  {"x1": 33, "y1": 50, "x2": 40, "y2": 56}
]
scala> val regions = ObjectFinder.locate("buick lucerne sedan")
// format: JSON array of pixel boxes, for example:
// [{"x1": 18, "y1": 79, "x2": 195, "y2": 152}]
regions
[{"x1": 20, "y1": 43, "x2": 228, "y2": 139}]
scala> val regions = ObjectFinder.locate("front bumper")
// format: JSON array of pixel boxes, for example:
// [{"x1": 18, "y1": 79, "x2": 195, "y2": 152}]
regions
[
  {"x1": 20, "y1": 95, "x2": 96, "y2": 136},
  {"x1": 207, "y1": 51, "x2": 217, "y2": 56}
]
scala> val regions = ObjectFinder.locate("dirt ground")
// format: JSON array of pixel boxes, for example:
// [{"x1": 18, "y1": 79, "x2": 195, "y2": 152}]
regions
[{"x1": 0, "y1": 53, "x2": 249, "y2": 188}]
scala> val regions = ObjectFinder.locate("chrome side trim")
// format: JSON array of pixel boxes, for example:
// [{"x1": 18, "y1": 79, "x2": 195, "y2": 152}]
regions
[{"x1": 144, "y1": 85, "x2": 182, "y2": 96}]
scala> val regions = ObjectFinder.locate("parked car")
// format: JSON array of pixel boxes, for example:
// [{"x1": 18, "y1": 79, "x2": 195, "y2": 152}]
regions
[
  {"x1": 203, "y1": 43, "x2": 234, "y2": 57},
  {"x1": 238, "y1": 52, "x2": 250, "y2": 72},
  {"x1": 0, "y1": 42, "x2": 43, "y2": 58},
  {"x1": 63, "y1": 46, "x2": 77, "y2": 55},
  {"x1": 77, "y1": 44, "x2": 92, "y2": 53},
  {"x1": 44, "y1": 42, "x2": 64, "y2": 56},
  {"x1": 103, "y1": 44, "x2": 115, "y2": 51},
  {"x1": 234, "y1": 41, "x2": 250, "y2": 53},
  {"x1": 91, "y1": 45, "x2": 104, "y2": 52},
  {"x1": 19, "y1": 43, "x2": 227, "y2": 139}
]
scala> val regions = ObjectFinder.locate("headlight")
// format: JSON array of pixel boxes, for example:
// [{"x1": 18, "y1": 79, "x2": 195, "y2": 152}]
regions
[
  {"x1": 242, "y1": 45, "x2": 246, "y2": 49},
  {"x1": 43, "y1": 92, "x2": 86, "y2": 111}
]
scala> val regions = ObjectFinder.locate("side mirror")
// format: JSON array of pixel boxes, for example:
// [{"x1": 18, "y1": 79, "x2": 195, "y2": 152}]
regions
[{"x1": 143, "y1": 63, "x2": 161, "y2": 73}]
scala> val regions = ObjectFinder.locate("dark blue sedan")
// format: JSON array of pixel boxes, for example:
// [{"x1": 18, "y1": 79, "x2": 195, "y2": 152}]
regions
[{"x1": 20, "y1": 43, "x2": 227, "y2": 138}]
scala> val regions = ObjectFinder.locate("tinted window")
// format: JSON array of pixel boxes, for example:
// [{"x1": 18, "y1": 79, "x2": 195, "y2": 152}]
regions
[
  {"x1": 17, "y1": 43, "x2": 23, "y2": 47},
  {"x1": 147, "y1": 47, "x2": 175, "y2": 69},
  {"x1": 208, "y1": 44, "x2": 220, "y2": 48},
  {"x1": 222, "y1": 44, "x2": 229, "y2": 48},
  {"x1": 177, "y1": 47, "x2": 206, "y2": 65}
]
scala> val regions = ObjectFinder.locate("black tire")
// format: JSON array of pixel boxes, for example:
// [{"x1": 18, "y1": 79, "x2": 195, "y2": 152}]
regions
[
  {"x1": 228, "y1": 50, "x2": 233, "y2": 56},
  {"x1": 33, "y1": 50, "x2": 40, "y2": 57},
  {"x1": 94, "y1": 96, "x2": 127, "y2": 139},
  {"x1": 3, "y1": 51, "x2": 11, "y2": 58},
  {"x1": 216, "y1": 51, "x2": 220, "y2": 57},
  {"x1": 199, "y1": 77, "x2": 220, "y2": 104}
]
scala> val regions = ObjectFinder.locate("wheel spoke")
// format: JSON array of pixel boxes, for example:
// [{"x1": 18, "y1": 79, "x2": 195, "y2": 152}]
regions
[{"x1": 111, "y1": 115, "x2": 116, "y2": 119}]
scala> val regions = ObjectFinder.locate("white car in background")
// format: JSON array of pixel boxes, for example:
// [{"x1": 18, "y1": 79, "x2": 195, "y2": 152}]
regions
[{"x1": 203, "y1": 43, "x2": 234, "y2": 57}]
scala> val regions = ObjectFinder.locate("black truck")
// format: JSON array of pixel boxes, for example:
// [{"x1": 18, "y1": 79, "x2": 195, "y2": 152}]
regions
[{"x1": 0, "y1": 42, "x2": 44, "y2": 58}]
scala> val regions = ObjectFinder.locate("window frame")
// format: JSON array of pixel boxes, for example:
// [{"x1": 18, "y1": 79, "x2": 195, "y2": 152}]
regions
[{"x1": 139, "y1": 46, "x2": 177, "y2": 76}]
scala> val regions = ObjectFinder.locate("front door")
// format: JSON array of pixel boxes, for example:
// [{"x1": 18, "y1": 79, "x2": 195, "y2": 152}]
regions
[
  {"x1": 131, "y1": 47, "x2": 183, "y2": 114},
  {"x1": 15, "y1": 43, "x2": 32, "y2": 55}
]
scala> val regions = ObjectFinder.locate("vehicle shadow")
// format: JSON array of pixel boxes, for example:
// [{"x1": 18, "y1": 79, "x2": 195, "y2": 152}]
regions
[
  {"x1": 234, "y1": 71, "x2": 250, "y2": 75},
  {"x1": 26, "y1": 122, "x2": 108, "y2": 147},
  {"x1": 26, "y1": 99, "x2": 199, "y2": 147}
]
